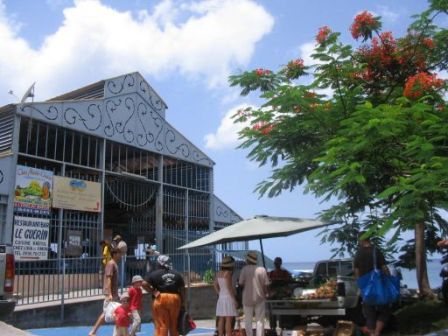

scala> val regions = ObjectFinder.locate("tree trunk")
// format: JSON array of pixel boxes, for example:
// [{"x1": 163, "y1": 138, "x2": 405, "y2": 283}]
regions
[{"x1": 415, "y1": 222, "x2": 434, "y2": 298}]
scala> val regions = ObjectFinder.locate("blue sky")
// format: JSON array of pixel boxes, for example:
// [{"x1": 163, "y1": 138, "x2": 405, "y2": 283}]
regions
[{"x1": 0, "y1": 0, "x2": 431, "y2": 261}]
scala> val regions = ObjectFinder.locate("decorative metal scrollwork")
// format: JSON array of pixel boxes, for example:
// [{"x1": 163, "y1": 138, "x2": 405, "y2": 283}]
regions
[
  {"x1": 121, "y1": 97, "x2": 136, "y2": 143},
  {"x1": 216, "y1": 205, "x2": 229, "y2": 218},
  {"x1": 106, "y1": 74, "x2": 136, "y2": 95},
  {"x1": 104, "y1": 98, "x2": 122, "y2": 137},
  {"x1": 138, "y1": 80, "x2": 164, "y2": 113},
  {"x1": 64, "y1": 104, "x2": 102, "y2": 131},
  {"x1": 165, "y1": 129, "x2": 190, "y2": 157},
  {"x1": 192, "y1": 149, "x2": 212, "y2": 164},
  {"x1": 136, "y1": 102, "x2": 153, "y2": 146},
  {"x1": 20, "y1": 105, "x2": 59, "y2": 120}
]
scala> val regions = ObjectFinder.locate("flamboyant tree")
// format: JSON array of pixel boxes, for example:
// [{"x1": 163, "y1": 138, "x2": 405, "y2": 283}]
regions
[{"x1": 229, "y1": 0, "x2": 448, "y2": 297}]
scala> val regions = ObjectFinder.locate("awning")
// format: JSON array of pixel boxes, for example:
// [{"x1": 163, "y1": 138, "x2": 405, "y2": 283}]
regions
[{"x1": 178, "y1": 215, "x2": 330, "y2": 250}]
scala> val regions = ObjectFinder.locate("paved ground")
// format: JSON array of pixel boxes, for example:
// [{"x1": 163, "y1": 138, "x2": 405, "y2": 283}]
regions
[
  {"x1": 26, "y1": 319, "x2": 216, "y2": 336},
  {"x1": 0, "y1": 321, "x2": 33, "y2": 335}
]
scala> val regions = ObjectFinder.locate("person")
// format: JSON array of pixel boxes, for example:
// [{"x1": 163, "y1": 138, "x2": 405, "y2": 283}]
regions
[
  {"x1": 128, "y1": 275, "x2": 144, "y2": 336},
  {"x1": 89, "y1": 248, "x2": 121, "y2": 336},
  {"x1": 268, "y1": 257, "x2": 292, "y2": 296},
  {"x1": 99, "y1": 240, "x2": 112, "y2": 286},
  {"x1": 238, "y1": 251, "x2": 270, "y2": 336},
  {"x1": 143, "y1": 254, "x2": 186, "y2": 336},
  {"x1": 114, "y1": 292, "x2": 132, "y2": 336},
  {"x1": 354, "y1": 232, "x2": 391, "y2": 336},
  {"x1": 268, "y1": 257, "x2": 292, "y2": 329},
  {"x1": 214, "y1": 256, "x2": 238, "y2": 336},
  {"x1": 113, "y1": 235, "x2": 128, "y2": 289},
  {"x1": 145, "y1": 242, "x2": 161, "y2": 276}
]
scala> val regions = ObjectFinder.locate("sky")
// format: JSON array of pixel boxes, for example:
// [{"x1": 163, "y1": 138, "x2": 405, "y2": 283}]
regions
[{"x1": 0, "y1": 0, "x2": 432, "y2": 262}]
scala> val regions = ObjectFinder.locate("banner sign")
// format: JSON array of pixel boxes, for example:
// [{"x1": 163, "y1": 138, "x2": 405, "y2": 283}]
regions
[
  {"x1": 14, "y1": 165, "x2": 53, "y2": 215},
  {"x1": 13, "y1": 216, "x2": 49, "y2": 260},
  {"x1": 52, "y1": 176, "x2": 101, "y2": 212}
]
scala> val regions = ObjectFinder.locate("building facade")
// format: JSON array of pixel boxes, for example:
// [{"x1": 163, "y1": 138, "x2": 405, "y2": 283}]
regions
[{"x1": 0, "y1": 72, "x2": 243, "y2": 266}]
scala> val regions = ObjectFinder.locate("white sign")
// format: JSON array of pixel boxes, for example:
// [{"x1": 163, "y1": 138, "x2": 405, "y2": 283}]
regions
[{"x1": 13, "y1": 216, "x2": 50, "y2": 260}]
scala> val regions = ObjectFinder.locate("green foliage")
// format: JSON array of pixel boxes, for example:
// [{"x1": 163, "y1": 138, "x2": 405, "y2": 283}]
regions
[
  {"x1": 229, "y1": 0, "x2": 448, "y2": 264},
  {"x1": 203, "y1": 269, "x2": 214, "y2": 284}
]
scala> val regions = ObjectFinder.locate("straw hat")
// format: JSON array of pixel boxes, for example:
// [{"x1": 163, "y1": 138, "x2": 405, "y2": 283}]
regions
[
  {"x1": 221, "y1": 256, "x2": 235, "y2": 269},
  {"x1": 132, "y1": 275, "x2": 144, "y2": 284},
  {"x1": 246, "y1": 251, "x2": 258, "y2": 265}
]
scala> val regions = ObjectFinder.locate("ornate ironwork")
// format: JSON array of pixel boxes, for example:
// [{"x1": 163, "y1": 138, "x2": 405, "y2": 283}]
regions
[
  {"x1": 216, "y1": 205, "x2": 229, "y2": 218},
  {"x1": 138, "y1": 79, "x2": 164, "y2": 113},
  {"x1": 106, "y1": 74, "x2": 135, "y2": 95},
  {"x1": 64, "y1": 104, "x2": 102, "y2": 131},
  {"x1": 20, "y1": 104, "x2": 59, "y2": 121}
]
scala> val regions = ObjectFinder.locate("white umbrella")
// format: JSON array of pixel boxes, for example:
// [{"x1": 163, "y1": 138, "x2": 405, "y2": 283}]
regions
[{"x1": 179, "y1": 215, "x2": 332, "y2": 267}]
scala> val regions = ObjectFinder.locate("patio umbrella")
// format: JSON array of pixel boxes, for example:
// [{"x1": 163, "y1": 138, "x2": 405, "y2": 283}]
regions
[{"x1": 178, "y1": 215, "x2": 332, "y2": 267}]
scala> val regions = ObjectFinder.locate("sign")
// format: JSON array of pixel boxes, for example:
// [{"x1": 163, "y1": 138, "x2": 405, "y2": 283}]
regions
[
  {"x1": 52, "y1": 176, "x2": 101, "y2": 212},
  {"x1": 65, "y1": 230, "x2": 82, "y2": 257},
  {"x1": 13, "y1": 216, "x2": 49, "y2": 260},
  {"x1": 14, "y1": 166, "x2": 53, "y2": 215}
]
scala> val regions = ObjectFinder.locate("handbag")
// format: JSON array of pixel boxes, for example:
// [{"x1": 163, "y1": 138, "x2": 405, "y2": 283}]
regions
[
  {"x1": 104, "y1": 301, "x2": 121, "y2": 323},
  {"x1": 178, "y1": 307, "x2": 196, "y2": 335},
  {"x1": 357, "y1": 247, "x2": 400, "y2": 306}
]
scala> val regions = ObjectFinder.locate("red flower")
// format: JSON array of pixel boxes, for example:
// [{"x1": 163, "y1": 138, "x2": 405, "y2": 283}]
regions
[
  {"x1": 252, "y1": 122, "x2": 275, "y2": 135},
  {"x1": 403, "y1": 72, "x2": 444, "y2": 99},
  {"x1": 285, "y1": 58, "x2": 305, "y2": 79},
  {"x1": 316, "y1": 26, "x2": 331, "y2": 44},
  {"x1": 422, "y1": 37, "x2": 434, "y2": 49},
  {"x1": 350, "y1": 11, "x2": 381, "y2": 41},
  {"x1": 255, "y1": 68, "x2": 271, "y2": 76}
]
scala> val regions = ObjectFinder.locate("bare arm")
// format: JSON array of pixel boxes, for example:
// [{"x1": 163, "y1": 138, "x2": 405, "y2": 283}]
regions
[
  {"x1": 142, "y1": 280, "x2": 153, "y2": 293},
  {"x1": 213, "y1": 275, "x2": 220, "y2": 295},
  {"x1": 105, "y1": 276, "x2": 112, "y2": 300}
]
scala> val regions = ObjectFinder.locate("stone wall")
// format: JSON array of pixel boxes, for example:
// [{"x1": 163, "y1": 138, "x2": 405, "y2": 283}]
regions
[{"x1": 6, "y1": 284, "x2": 216, "y2": 330}]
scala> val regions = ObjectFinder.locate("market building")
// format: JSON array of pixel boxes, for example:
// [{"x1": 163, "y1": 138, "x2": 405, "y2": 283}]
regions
[{"x1": 0, "y1": 72, "x2": 243, "y2": 274}]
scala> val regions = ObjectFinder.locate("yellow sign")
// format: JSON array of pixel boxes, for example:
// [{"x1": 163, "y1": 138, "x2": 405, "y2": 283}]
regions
[{"x1": 52, "y1": 176, "x2": 101, "y2": 212}]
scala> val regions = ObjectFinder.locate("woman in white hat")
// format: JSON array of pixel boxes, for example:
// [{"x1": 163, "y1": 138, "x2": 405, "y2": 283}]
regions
[
  {"x1": 214, "y1": 256, "x2": 238, "y2": 336},
  {"x1": 128, "y1": 275, "x2": 144, "y2": 336}
]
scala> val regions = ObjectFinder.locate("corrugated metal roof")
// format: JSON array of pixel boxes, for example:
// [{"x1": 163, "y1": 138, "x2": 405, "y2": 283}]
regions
[{"x1": 47, "y1": 80, "x2": 105, "y2": 102}]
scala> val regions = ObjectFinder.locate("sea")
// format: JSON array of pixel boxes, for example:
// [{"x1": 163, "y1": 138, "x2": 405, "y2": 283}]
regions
[{"x1": 283, "y1": 259, "x2": 443, "y2": 290}]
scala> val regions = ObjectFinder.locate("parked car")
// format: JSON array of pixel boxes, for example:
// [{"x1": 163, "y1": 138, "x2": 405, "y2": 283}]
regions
[{"x1": 0, "y1": 244, "x2": 16, "y2": 319}]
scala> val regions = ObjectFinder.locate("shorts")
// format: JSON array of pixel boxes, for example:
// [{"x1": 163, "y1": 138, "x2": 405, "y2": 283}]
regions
[{"x1": 362, "y1": 303, "x2": 391, "y2": 330}]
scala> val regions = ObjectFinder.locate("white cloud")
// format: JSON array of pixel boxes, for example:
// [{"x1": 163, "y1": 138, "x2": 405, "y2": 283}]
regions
[
  {"x1": 204, "y1": 104, "x2": 252, "y2": 150},
  {"x1": 376, "y1": 5, "x2": 399, "y2": 23},
  {"x1": 0, "y1": 0, "x2": 274, "y2": 102}
]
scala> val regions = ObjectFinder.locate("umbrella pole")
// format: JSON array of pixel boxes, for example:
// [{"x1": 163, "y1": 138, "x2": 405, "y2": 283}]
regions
[{"x1": 259, "y1": 239, "x2": 266, "y2": 269}]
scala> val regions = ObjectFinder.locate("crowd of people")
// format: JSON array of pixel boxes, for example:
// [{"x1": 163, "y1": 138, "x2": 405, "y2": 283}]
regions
[
  {"x1": 87, "y1": 231, "x2": 425, "y2": 336},
  {"x1": 89, "y1": 235, "x2": 186, "y2": 336}
]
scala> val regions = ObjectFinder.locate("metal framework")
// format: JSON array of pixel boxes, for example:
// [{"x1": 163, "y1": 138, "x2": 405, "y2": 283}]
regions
[{"x1": 0, "y1": 73, "x2": 244, "y2": 299}]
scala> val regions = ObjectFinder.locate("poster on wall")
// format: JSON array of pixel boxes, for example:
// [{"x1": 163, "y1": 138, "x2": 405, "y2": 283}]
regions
[
  {"x1": 14, "y1": 165, "x2": 53, "y2": 215},
  {"x1": 13, "y1": 216, "x2": 49, "y2": 260},
  {"x1": 52, "y1": 176, "x2": 101, "y2": 212},
  {"x1": 65, "y1": 230, "x2": 82, "y2": 257}
]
